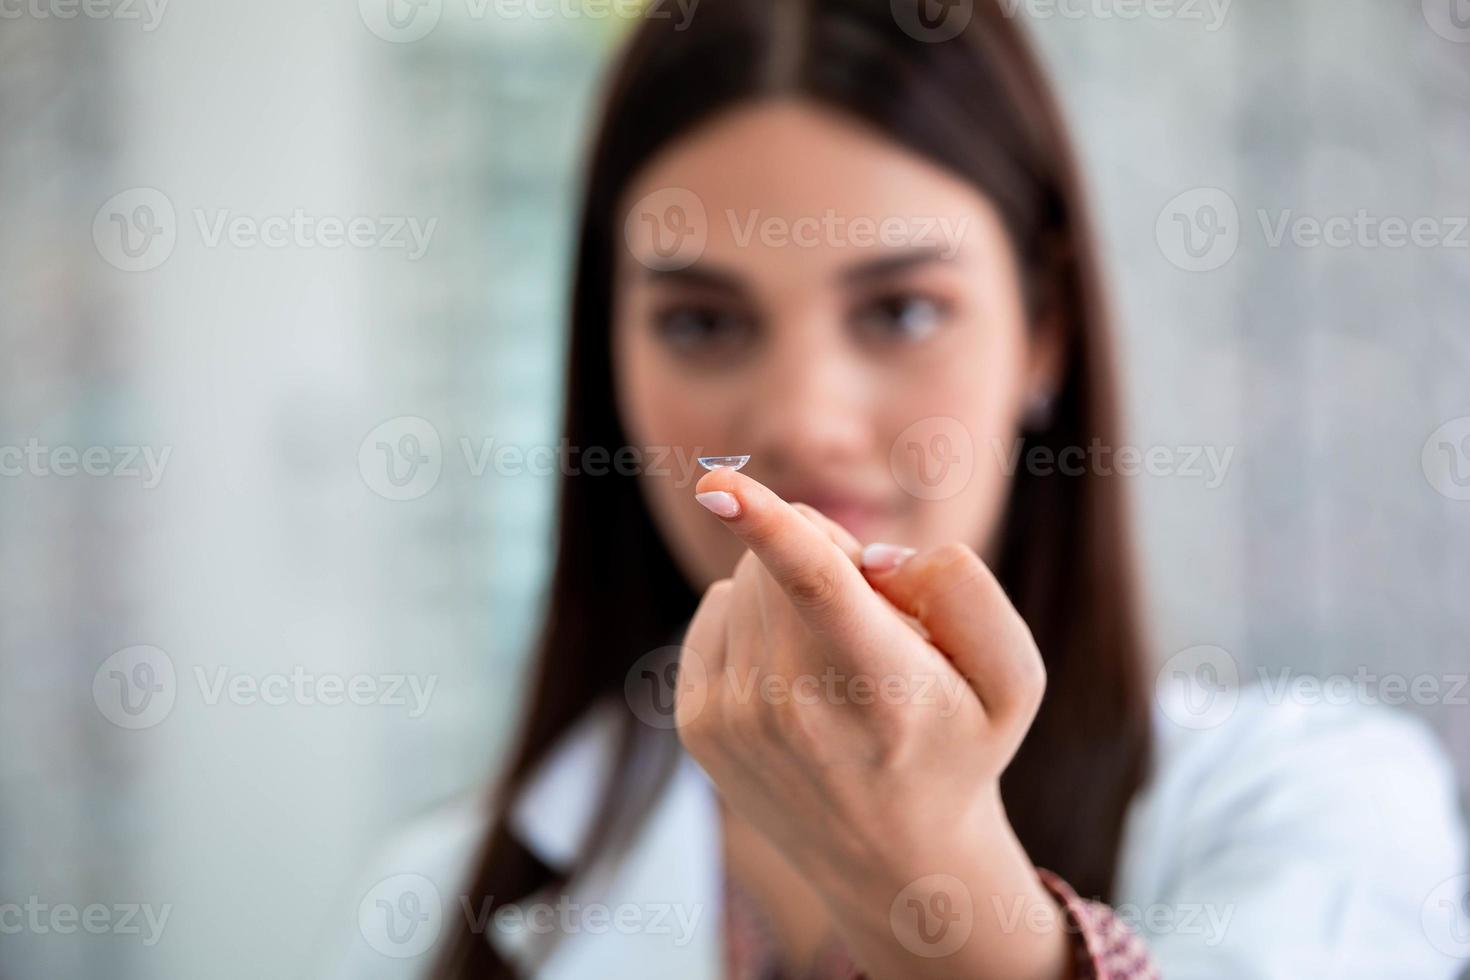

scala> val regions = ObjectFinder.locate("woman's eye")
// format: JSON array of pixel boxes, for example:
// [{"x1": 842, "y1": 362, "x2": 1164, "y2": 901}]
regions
[
  {"x1": 852, "y1": 293, "x2": 949, "y2": 344},
  {"x1": 652, "y1": 305, "x2": 755, "y2": 358}
]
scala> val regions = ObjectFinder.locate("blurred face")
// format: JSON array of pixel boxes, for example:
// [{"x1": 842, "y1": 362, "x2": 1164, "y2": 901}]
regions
[{"x1": 614, "y1": 99, "x2": 1061, "y2": 590}]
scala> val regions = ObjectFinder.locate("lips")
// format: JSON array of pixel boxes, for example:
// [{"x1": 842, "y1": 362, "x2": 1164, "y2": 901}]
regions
[{"x1": 775, "y1": 486, "x2": 900, "y2": 539}]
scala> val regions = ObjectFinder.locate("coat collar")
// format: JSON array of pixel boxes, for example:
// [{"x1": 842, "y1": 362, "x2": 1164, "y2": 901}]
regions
[{"x1": 490, "y1": 700, "x2": 725, "y2": 979}]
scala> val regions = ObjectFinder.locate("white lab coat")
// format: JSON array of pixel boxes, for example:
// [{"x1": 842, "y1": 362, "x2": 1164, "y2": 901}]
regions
[{"x1": 333, "y1": 684, "x2": 1469, "y2": 979}]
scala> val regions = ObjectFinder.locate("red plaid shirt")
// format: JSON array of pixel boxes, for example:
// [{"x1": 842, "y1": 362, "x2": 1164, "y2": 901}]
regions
[{"x1": 724, "y1": 868, "x2": 1159, "y2": 980}]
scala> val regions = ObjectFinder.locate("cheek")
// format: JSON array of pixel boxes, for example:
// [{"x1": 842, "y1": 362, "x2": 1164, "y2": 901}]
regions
[
  {"x1": 614, "y1": 317, "x2": 748, "y2": 590},
  {"x1": 883, "y1": 328, "x2": 1029, "y2": 553}
]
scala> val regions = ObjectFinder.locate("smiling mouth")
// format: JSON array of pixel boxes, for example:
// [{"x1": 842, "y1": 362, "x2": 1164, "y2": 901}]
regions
[{"x1": 779, "y1": 491, "x2": 902, "y2": 538}]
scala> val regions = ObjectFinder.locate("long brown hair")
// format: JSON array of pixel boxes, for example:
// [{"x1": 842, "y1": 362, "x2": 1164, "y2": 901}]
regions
[{"x1": 435, "y1": 0, "x2": 1152, "y2": 974}]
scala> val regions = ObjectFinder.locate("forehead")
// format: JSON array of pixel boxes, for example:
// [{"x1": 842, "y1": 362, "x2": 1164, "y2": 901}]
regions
[{"x1": 618, "y1": 98, "x2": 1007, "y2": 290}]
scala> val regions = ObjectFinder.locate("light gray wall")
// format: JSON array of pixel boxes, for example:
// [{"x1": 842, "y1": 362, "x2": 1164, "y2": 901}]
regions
[{"x1": 0, "y1": 2, "x2": 1465, "y2": 977}]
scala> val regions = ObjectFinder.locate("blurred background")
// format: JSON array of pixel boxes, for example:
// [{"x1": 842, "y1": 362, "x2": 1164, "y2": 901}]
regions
[{"x1": 2, "y1": 0, "x2": 1467, "y2": 976}]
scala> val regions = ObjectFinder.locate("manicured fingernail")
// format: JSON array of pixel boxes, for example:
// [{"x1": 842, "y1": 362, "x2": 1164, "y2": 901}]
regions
[
  {"x1": 695, "y1": 491, "x2": 741, "y2": 519},
  {"x1": 861, "y1": 542, "x2": 916, "y2": 571}
]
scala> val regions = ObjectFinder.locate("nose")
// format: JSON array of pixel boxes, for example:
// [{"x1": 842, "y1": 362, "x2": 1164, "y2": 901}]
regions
[{"x1": 739, "y1": 319, "x2": 872, "y2": 476}]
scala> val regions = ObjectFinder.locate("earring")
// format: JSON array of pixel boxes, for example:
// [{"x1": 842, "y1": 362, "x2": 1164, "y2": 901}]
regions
[{"x1": 1023, "y1": 389, "x2": 1055, "y2": 431}]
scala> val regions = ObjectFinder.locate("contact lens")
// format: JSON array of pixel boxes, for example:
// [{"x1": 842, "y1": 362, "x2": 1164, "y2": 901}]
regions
[{"x1": 696, "y1": 455, "x2": 751, "y2": 471}]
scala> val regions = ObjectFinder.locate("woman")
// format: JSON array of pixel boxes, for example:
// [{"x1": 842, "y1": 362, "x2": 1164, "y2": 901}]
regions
[{"x1": 341, "y1": 1, "x2": 1468, "y2": 977}]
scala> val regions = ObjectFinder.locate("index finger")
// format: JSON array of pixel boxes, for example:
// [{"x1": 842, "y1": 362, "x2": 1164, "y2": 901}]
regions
[{"x1": 694, "y1": 469, "x2": 872, "y2": 638}]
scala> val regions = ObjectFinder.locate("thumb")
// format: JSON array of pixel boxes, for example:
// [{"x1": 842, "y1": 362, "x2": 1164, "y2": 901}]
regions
[{"x1": 860, "y1": 542, "x2": 1044, "y2": 723}]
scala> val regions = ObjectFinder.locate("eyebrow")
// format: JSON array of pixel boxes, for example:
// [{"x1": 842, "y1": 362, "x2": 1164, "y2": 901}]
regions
[
  {"x1": 642, "y1": 262, "x2": 745, "y2": 294},
  {"x1": 838, "y1": 246, "x2": 953, "y2": 285},
  {"x1": 639, "y1": 246, "x2": 956, "y2": 292}
]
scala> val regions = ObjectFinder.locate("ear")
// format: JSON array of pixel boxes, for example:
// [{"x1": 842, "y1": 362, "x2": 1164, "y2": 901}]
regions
[{"x1": 1022, "y1": 308, "x2": 1067, "y2": 413}]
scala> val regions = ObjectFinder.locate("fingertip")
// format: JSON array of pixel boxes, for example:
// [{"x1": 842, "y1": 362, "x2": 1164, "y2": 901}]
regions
[
  {"x1": 694, "y1": 490, "x2": 741, "y2": 519},
  {"x1": 860, "y1": 542, "x2": 917, "y2": 573},
  {"x1": 694, "y1": 466, "x2": 752, "y2": 497}
]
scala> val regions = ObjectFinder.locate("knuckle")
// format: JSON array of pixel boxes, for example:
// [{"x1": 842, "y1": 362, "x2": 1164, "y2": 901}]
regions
[
  {"x1": 699, "y1": 578, "x2": 734, "y2": 609},
  {"x1": 789, "y1": 502, "x2": 820, "y2": 523},
  {"x1": 785, "y1": 566, "x2": 841, "y2": 609},
  {"x1": 1018, "y1": 649, "x2": 1047, "y2": 700},
  {"x1": 768, "y1": 694, "x2": 819, "y2": 748},
  {"x1": 913, "y1": 543, "x2": 987, "y2": 611},
  {"x1": 927, "y1": 542, "x2": 984, "y2": 581},
  {"x1": 734, "y1": 550, "x2": 762, "y2": 581}
]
